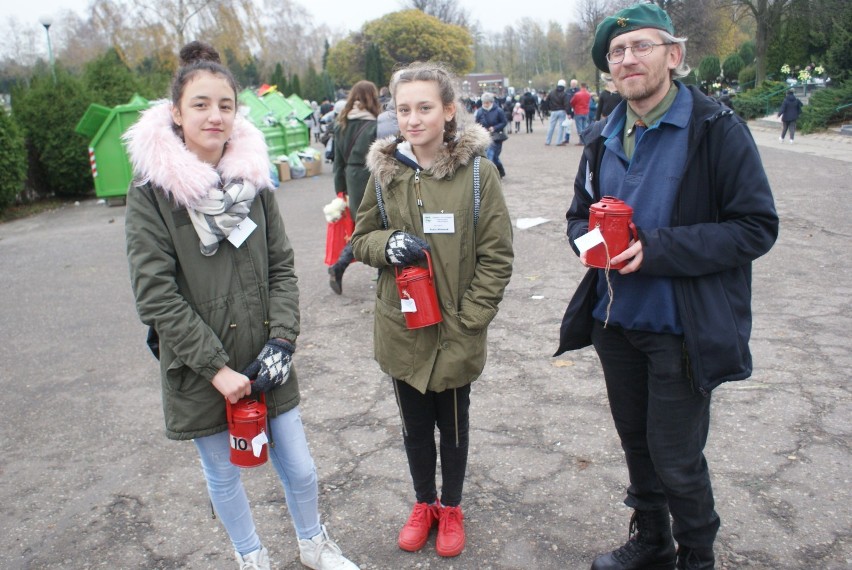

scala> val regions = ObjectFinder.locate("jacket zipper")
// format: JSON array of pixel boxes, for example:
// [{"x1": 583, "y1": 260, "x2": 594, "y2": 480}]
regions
[{"x1": 414, "y1": 169, "x2": 423, "y2": 208}]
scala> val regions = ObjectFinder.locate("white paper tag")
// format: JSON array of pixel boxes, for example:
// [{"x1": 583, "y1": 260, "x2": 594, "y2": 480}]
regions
[
  {"x1": 400, "y1": 297, "x2": 418, "y2": 313},
  {"x1": 251, "y1": 430, "x2": 268, "y2": 458},
  {"x1": 423, "y1": 213, "x2": 455, "y2": 233},
  {"x1": 227, "y1": 217, "x2": 258, "y2": 248},
  {"x1": 574, "y1": 227, "x2": 605, "y2": 254}
]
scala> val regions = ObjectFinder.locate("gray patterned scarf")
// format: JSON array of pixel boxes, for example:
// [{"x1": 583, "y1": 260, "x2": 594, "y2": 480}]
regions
[{"x1": 188, "y1": 179, "x2": 259, "y2": 256}]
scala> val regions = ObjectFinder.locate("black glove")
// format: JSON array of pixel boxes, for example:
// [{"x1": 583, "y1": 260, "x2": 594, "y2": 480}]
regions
[
  {"x1": 385, "y1": 231, "x2": 430, "y2": 266},
  {"x1": 242, "y1": 339, "x2": 295, "y2": 393}
]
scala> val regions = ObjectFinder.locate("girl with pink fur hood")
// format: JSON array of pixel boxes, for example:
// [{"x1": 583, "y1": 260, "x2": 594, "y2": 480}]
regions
[{"x1": 124, "y1": 41, "x2": 359, "y2": 570}]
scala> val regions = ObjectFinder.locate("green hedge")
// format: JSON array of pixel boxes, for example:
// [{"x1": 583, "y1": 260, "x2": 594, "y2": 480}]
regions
[
  {"x1": 732, "y1": 80, "x2": 788, "y2": 121},
  {"x1": 11, "y1": 68, "x2": 92, "y2": 198},
  {"x1": 0, "y1": 109, "x2": 27, "y2": 210},
  {"x1": 798, "y1": 81, "x2": 852, "y2": 134}
]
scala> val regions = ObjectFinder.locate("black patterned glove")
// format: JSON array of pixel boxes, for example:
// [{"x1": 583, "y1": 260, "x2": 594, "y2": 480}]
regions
[
  {"x1": 385, "y1": 231, "x2": 430, "y2": 266},
  {"x1": 242, "y1": 339, "x2": 295, "y2": 393}
]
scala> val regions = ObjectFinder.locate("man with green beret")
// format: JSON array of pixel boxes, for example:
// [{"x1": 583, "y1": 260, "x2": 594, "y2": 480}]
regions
[{"x1": 555, "y1": 3, "x2": 778, "y2": 570}]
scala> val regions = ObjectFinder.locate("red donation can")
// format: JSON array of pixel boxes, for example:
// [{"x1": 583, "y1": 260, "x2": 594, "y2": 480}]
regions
[
  {"x1": 395, "y1": 250, "x2": 443, "y2": 329},
  {"x1": 587, "y1": 196, "x2": 638, "y2": 270},
  {"x1": 226, "y1": 393, "x2": 269, "y2": 468}
]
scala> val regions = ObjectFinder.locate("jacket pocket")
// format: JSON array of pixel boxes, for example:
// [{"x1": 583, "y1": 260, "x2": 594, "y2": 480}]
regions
[{"x1": 374, "y1": 294, "x2": 416, "y2": 379}]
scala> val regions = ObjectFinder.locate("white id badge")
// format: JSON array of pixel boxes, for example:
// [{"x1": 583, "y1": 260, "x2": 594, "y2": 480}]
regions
[
  {"x1": 422, "y1": 213, "x2": 455, "y2": 234},
  {"x1": 227, "y1": 217, "x2": 258, "y2": 248}
]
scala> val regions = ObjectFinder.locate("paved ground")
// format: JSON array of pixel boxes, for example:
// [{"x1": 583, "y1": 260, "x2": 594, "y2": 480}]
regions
[{"x1": 1, "y1": 118, "x2": 850, "y2": 570}]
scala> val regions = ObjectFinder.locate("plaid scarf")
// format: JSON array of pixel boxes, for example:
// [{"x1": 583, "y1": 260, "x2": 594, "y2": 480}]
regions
[{"x1": 188, "y1": 178, "x2": 259, "y2": 256}]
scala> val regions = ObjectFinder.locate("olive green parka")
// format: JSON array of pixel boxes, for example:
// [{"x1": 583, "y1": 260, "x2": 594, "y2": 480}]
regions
[
  {"x1": 350, "y1": 124, "x2": 514, "y2": 393},
  {"x1": 124, "y1": 102, "x2": 301, "y2": 440}
]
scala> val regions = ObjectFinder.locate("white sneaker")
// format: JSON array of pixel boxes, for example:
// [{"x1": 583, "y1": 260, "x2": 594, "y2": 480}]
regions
[
  {"x1": 789, "y1": 139, "x2": 794, "y2": 144},
  {"x1": 299, "y1": 525, "x2": 359, "y2": 570},
  {"x1": 235, "y1": 546, "x2": 270, "y2": 570},
  {"x1": 779, "y1": 137, "x2": 784, "y2": 141}
]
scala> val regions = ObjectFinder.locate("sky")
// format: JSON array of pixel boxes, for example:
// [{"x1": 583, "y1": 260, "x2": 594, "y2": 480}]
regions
[{"x1": 12, "y1": 0, "x2": 581, "y2": 57}]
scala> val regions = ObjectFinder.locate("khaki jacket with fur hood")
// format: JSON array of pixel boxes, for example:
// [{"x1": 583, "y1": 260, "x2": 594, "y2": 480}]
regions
[
  {"x1": 350, "y1": 125, "x2": 514, "y2": 393},
  {"x1": 124, "y1": 102, "x2": 301, "y2": 440}
]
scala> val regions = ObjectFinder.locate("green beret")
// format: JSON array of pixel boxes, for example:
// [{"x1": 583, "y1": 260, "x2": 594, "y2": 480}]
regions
[{"x1": 592, "y1": 3, "x2": 675, "y2": 72}]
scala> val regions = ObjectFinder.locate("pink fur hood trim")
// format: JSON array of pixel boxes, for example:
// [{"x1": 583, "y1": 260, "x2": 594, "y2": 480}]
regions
[{"x1": 123, "y1": 101, "x2": 273, "y2": 209}]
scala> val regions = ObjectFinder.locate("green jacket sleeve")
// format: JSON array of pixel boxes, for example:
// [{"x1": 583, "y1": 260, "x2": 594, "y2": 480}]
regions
[
  {"x1": 125, "y1": 187, "x2": 228, "y2": 380},
  {"x1": 349, "y1": 173, "x2": 397, "y2": 267}
]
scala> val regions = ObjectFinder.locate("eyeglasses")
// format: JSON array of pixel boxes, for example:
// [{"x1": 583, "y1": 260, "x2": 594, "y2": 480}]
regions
[{"x1": 606, "y1": 41, "x2": 674, "y2": 64}]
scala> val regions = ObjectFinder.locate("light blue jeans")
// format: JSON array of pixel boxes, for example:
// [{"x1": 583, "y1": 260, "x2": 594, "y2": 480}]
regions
[
  {"x1": 574, "y1": 114, "x2": 590, "y2": 144},
  {"x1": 194, "y1": 406, "x2": 321, "y2": 556},
  {"x1": 545, "y1": 109, "x2": 566, "y2": 145}
]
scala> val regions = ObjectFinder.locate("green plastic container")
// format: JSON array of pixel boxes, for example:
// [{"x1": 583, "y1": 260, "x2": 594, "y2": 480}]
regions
[
  {"x1": 238, "y1": 89, "x2": 310, "y2": 160},
  {"x1": 285, "y1": 94, "x2": 314, "y2": 121},
  {"x1": 75, "y1": 94, "x2": 151, "y2": 202}
]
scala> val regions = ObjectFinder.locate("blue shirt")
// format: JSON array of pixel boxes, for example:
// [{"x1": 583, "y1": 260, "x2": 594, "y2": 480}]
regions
[{"x1": 592, "y1": 84, "x2": 693, "y2": 334}]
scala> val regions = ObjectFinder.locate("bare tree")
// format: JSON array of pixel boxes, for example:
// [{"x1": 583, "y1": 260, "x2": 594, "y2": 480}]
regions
[
  {"x1": 725, "y1": 0, "x2": 792, "y2": 83},
  {"x1": 402, "y1": 0, "x2": 471, "y2": 28}
]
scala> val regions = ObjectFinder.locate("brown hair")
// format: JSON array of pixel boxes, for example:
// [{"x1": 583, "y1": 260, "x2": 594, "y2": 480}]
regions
[
  {"x1": 389, "y1": 61, "x2": 461, "y2": 149},
  {"x1": 338, "y1": 80, "x2": 381, "y2": 131},
  {"x1": 170, "y1": 41, "x2": 240, "y2": 108}
]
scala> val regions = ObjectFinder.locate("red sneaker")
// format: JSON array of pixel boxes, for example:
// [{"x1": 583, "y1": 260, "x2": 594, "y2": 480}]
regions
[
  {"x1": 436, "y1": 505, "x2": 465, "y2": 557},
  {"x1": 398, "y1": 502, "x2": 439, "y2": 552}
]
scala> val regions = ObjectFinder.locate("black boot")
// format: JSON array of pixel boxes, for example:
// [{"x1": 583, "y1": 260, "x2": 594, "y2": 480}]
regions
[
  {"x1": 328, "y1": 245, "x2": 354, "y2": 295},
  {"x1": 676, "y1": 546, "x2": 714, "y2": 569},
  {"x1": 590, "y1": 509, "x2": 676, "y2": 570},
  {"x1": 328, "y1": 263, "x2": 345, "y2": 294}
]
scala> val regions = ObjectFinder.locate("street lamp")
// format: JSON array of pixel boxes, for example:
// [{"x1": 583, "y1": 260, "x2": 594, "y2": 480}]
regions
[{"x1": 39, "y1": 15, "x2": 56, "y2": 85}]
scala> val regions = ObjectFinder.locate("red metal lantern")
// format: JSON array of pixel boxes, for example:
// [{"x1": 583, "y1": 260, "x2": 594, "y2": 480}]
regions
[
  {"x1": 587, "y1": 196, "x2": 639, "y2": 270},
  {"x1": 226, "y1": 393, "x2": 268, "y2": 468},
  {"x1": 395, "y1": 250, "x2": 443, "y2": 329}
]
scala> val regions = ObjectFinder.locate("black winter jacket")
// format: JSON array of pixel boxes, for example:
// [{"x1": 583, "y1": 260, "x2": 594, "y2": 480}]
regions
[{"x1": 555, "y1": 84, "x2": 779, "y2": 395}]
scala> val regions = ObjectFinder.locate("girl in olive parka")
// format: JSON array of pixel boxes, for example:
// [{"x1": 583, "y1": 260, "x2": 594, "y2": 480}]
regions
[
  {"x1": 349, "y1": 62, "x2": 513, "y2": 558},
  {"x1": 124, "y1": 41, "x2": 358, "y2": 570}
]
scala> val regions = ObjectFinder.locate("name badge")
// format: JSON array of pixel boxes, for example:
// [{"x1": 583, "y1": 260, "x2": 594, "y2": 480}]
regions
[
  {"x1": 423, "y1": 213, "x2": 455, "y2": 234},
  {"x1": 227, "y1": 217, "x2": 257, "y2": 248}
]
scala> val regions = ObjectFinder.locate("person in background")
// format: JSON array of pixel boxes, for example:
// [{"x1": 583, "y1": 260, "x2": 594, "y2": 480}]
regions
[
  {"x1": 777, "y1": 88, "x2": 803, "y2": 144},
  {"x1": 545, "y1": 79, "x2": 569, "y2": 145},
  {"x1": 350, "y1": 61, "x2": 513, "y2": 560},
  {"x1": 475, "y1": 91, "x2": 508, "y2": 178},
  {"x1": 556, "y1": 3, "x2": 778, "y2": 569},
  {"x1": 521, "y1": 89, "x2": 538, "y2": 133},
  {"x1": 123, "y1": 40, "x2": 359, "y2": 570},
  {"x1": 596, "y1": 76, "x2": 623, "y2": 120},
  {"x1": 570, "y1": 82, "x2": 592, "y2": 144},
  {"x1": 512, "y1": 101, "x2": 524, "y2": 134},
  {"x1": 327, "y1": 80, "x2": 380, "y2": 295}
]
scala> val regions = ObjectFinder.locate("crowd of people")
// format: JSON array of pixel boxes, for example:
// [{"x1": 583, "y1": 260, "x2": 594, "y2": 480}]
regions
[{"x1": 124, "y1": 3, "x2": 779, "y2": 570}]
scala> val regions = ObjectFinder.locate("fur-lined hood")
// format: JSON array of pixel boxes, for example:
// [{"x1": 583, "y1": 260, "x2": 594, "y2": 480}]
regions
[
  {"x1": 123, "y1": 101, "x2": 273, "y2": 209},
  {"x1": 366, "y1": 123, "x2": 492, "y2": 189}
]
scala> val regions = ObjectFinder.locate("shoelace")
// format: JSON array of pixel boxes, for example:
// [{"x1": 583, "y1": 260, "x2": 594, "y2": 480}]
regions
[
  {"x1": 312, "y1": 535, "x2": 344, "y2": 565},
  {"x1": 439, "y1": 507, "x2": 463, "y2": 535},
  {"x1": 408, "y1": 503, "x2": 434, "y2": 528}
]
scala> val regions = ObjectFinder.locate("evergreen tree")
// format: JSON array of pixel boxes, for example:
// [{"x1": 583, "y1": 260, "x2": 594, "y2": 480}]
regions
[
  {"x1": 84, "y1": 48, "x2": 142, "y2": 107},
  {"x1": 290, "y1": 73, "x2": 302, "y2": 97}
]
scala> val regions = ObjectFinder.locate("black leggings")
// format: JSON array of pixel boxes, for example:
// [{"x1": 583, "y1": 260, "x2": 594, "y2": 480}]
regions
[
  {"x1": 524, "y1": 109, "x2": 535, "y2": 132},
  {"x1": 393, "y1": 379, "x2": 470, "y2": 507}
]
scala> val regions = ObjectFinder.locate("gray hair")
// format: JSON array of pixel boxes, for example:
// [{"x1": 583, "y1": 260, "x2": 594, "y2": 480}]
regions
[
  {"x1": 481, "y1": 92, "x2": 495, "y2": 103},
  {"x1": 658, "y1": 30, "x2": 690, "y2": 79}
]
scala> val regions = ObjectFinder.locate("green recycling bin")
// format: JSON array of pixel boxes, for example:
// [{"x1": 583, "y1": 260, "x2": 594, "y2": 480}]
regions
[
  {"x1": 75, "y1": 94, "x2": 150, "y2": 202},
  {"x1": 238, "y1": 88, "x2": 309, "y2": 160}
]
